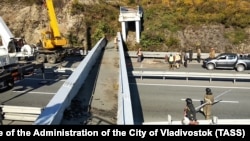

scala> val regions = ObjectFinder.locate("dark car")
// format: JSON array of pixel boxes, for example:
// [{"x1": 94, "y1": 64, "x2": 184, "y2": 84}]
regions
[{"x1": 202, "y1": 53, "x2": 250, "y2": 72}]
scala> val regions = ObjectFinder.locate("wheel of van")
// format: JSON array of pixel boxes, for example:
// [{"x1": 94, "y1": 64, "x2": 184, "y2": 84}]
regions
[
  {"x1": 206, "y1": 63, "x2": 215, "y2": 70},
  {"x1": 36, "y1": 54, "x2": 46, "y2": 63},
  {"x1": 47, "y1": 54, "x2": 57, "y2": 64},
  {"x1": 236, "y1": 64, "x2": 245, "y2": 72}
]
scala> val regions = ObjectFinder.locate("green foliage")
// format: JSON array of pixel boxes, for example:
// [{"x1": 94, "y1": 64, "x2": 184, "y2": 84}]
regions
[
  {"x1": 67, "y1": 32, "x2": 79, "y2": 47},
  {"x1": 165, "y1": 35, "x2": 180, "y2": 47},
  {"x1": 140, "y1": 32, "x2": 165, "y2": 48},
  {"x1": 70, "y1": 0, "x2": 85, "y2": 15},
  {"x1": 0, "y1": 0, "x2": 38, "y2": 5},
  {"x1": 224, "y1": 29, "x2": 248, "y2": 45},
  {"x1": 92, "y1": 22, "x2": 114, "y2": 43},
  {"x1": 66, "y1": 0, "x2": 250, "y2": 50}
]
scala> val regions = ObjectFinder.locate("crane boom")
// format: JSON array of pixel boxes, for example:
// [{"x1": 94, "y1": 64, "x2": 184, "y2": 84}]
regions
[
  {"x1": 0, "y1": 17, "x2": 14, "y2": 48},
  {"x1": 46, "y1": 0, "x2": 61, "y2": 37},
  {"x1": 41, "y1": 0, "x2": 67, "y2": 49},
  {"x1": 35, "y1": 0, "x2": 83, "y2": 64}
]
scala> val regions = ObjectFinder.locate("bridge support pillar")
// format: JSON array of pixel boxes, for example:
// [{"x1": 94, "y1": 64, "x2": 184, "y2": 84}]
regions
[
  {"x1": 119, "y1": 6, "x2": 143, "y2": 43},
  {"x1": 121, "y1": 21, "x2": 128, "y2": 42},
  {"x1": 135, "y1": 20, "x2": 141, "y2": 43}
]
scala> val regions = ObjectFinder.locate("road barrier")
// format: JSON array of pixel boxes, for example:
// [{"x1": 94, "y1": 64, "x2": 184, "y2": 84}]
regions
[
  {"x1": 33, "y1": 37, "x2": 107, "y2": 125},
  {"x1": 131, "y1": 70, "x2": 250, "y2": 83},
  {"x1": 117, "y1": 32, "x2": 134, "y2": 125},
  {"x1": 143, "y1": 115, "x2": 250, "y2": 125},
  {"x1": 127, "y1": 51, "x2": 219, "y2": 60}
]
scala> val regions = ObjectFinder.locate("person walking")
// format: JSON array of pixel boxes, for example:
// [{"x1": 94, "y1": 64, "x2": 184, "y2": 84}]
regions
[
  {"x1": 114, "y1": 36, "x2": 118, "y2": 50},
  {"x1": 183, "y1": 98, "x2": 199, "y2": 125},
  {"x1": 203, "y1": 88, "x2": 215, "y2": 120},
  {"x1": 197, "y1": 48, "x2": 201, "y2": 63},
  {"x1": 136, "y1": 47, "x2": 143, "y2": 62}
]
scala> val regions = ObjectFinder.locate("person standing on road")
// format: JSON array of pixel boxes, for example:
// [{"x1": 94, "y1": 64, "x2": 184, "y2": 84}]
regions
[
  {"x1": 0, "y1": 107, "x2": 3, "y2": 125},
  {"x1": 183, "y1": 98, "x2": 199, "y2": 125},
  {"x1": 137, "y1": 47, "x2": 143, "y2": 62},
  {"x1": 197, "y1": 48, "x2": 201, "y2": 63},
  {"x1": 180, "y1": 50, "x2": 185, "y2": 65},
  {"x1": 184, "y1": 51, "x2": 188, "y2": 68},
  {"x1": 203, "y1": 88, "x2": 214, "y2": 120},
  {"x1": 188, "y1": 48, "x2": 193, "y2": 62},
  {"x1": 174, "y1": 53, "x2": 181, "y2": 69},
  {"x1": 114, "y1": 36, "x2": 118, "y2": 50},
  {"x1": 168, "y1": 54, "x2": 175, "y2": 70},
  {"x1": 209, "y1": 47, "x2": 216, "y2": 58}
]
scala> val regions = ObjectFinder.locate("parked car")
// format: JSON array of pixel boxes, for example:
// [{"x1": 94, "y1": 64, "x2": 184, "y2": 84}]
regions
[{"x1": 202, "y1": 53, "x2": 250, "y2": 72}]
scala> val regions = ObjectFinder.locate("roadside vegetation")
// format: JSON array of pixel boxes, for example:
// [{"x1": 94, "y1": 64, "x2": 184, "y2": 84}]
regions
[
  {"x1": 3, "y1": 0, "x2": 250, "y2": 51},
  {"x1": 71, "y1": 0, "x2": 250, "y2": 51}
]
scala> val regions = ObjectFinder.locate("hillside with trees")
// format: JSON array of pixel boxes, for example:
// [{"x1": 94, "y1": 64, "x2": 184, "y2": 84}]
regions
[{"x1": 0, "y1": 0, "x2": 250, "y2": 53}]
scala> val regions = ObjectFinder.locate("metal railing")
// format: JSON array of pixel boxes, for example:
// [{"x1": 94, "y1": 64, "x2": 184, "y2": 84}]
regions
[
  {"x1": 117, "y1": 32, "x2": 134, "y2": 125},
  {"x1": 131, "y1": 70, "x2": 250, "y2": 83},
  {"x1": 126, "y1": 51, "x2": 219, "y2": 60},
  {"x1": 34, "y1": 37, "x2": 107, "y2": 125},
  {"x1": 143, "y1": 115, "x2": 250, "y2": 125}
]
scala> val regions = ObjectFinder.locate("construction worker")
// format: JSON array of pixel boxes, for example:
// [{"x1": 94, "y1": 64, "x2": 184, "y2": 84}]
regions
[
  {"x1": 203, "y1": 88, "x2": 214, "y2": 120},
  {"x1": 183, "y1": 98, "x2": 199, "y2": 125}
]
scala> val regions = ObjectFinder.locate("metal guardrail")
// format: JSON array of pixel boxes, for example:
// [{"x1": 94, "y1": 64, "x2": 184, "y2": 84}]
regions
[
  {"x1": 143, "y1": 115, "x2": 250, "y2": 125},
  {"x1": 34, "y1": 37, "x2": 107, "y2": 125},
  {"x1": 117, "y1": 32, "x2": 134, "y2": 125},
  {"x1": 131, "y1": 71, "x2": 250, "y2": 83},
  {"x1": 127, "y1": 51, "x2": 219, "y2": 60}
]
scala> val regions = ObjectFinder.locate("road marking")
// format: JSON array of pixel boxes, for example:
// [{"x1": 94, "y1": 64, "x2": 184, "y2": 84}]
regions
[
  {"x1": 12, "y1": 91, "x2": 56, "y2": 95},
  {"x1": 133, "y1": 83, "x2": 250, "y2": 89},
  {"x1": 181, "y1": 98, "x2": 239, "y2": 103},
  {"x1": 24, "y1": 78, "x2": 67, "y2": 81}
]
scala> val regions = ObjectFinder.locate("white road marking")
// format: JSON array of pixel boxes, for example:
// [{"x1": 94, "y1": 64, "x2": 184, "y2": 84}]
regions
[
  {"x1": 133, "y1": 82, "x2": 250, "y2": 89},
  {"x1": 12, "y1": 91, "x2": 56, "y2": 95},
  {"x1": 25, "y1": 78, "x2": 66, "y2": 81},
  {"x1": 181, "y1": 98, "x2": 239, "y2": 103}
]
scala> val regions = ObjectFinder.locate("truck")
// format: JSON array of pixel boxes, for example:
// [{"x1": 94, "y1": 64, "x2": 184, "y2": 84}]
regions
[
  {"x1": 202, "y1": 53, "x2": 250, "y2": 72},
  {"x1": 0, "y1": 16, "x2": 44, "y2": 90},
  {"x1": 35, "y1": 0, "x2": 83, "y2": 64}
]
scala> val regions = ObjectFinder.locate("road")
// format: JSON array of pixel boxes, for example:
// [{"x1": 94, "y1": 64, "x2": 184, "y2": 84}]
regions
[
  {"x1": 1, "y1": 55, "x2": 249, "y2": 125},
  {"x1": 127, "y1": 59, "x2": 250, "y2": 124},
  {"x1": 0, "y1": 56, "x2": 83, "y2": 125}
]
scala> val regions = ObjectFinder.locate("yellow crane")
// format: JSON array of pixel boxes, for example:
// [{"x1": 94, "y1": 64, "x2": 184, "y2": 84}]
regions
[
  {"x1": 36, "y1": 0, "x2": 69, "y2": 64},
  {"x1": 41, "y1": 0, "x2": 67, "y2": 49}
]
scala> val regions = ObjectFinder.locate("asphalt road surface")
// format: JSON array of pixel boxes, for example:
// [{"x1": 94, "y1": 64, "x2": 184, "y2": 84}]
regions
[
  {"x1": 0, "y1": 56, "x2": 83, "y2": 125},
  {"x1": 1, "y1": 55, "x2": 249, "y2": 125},
  {"x1": 128, "y1": 59, "x2": 250, "y2": 124}
]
